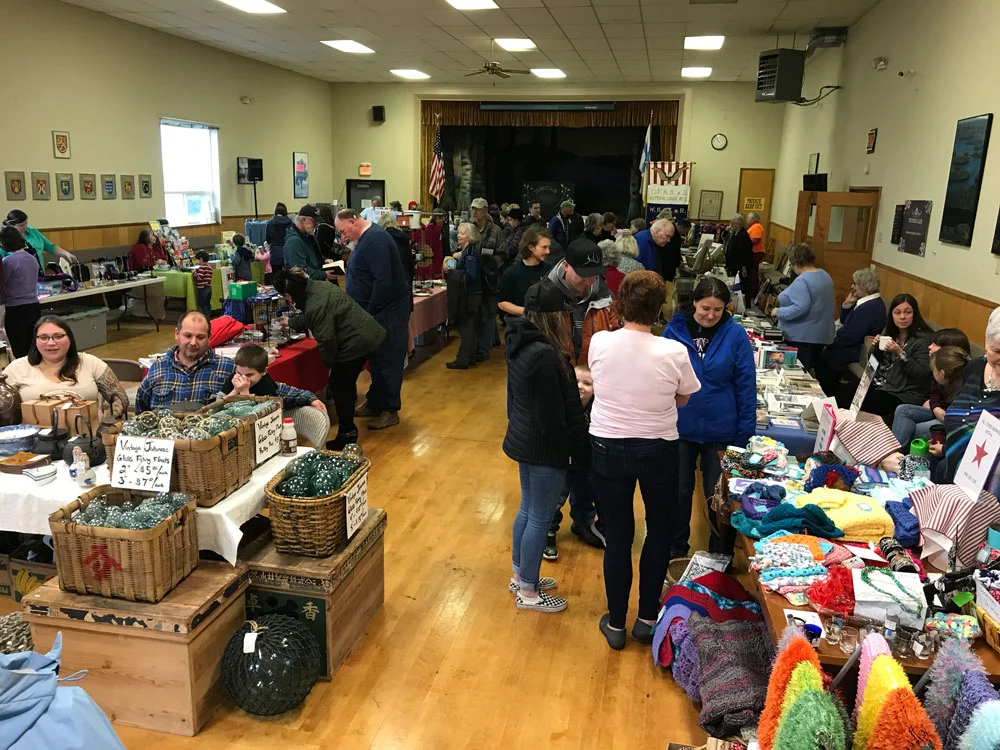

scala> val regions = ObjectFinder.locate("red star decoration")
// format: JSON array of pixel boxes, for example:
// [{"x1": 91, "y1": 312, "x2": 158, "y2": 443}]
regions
[{"x1": 973, "y1": 441, "x2": 990, "y2": 468}]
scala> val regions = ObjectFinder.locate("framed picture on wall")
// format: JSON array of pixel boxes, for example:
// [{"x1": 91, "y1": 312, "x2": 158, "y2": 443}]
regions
[
  {"x1": 940, "y1": 113, "x2": 993, "y2": 246},
  {"x1": 866, "y1": 129, "x2": 878, "y2": 154},
  {"x1": 56, "y1": 173, "x2": 74, "y2": 201},
  {"x1": 293, "y1": 152, "x2": 309, "y2": 199},
  {"x1": 31, "y1": 172, "x2": 50, "y2": 200},
  {"x1": 52, "y1": 131, "x2": 71, "y2": 159},
  {"x1": 698, "y1": 190, "x2": 723, "y2": 220},
  {"x1": 138, "y1": 174, "x2": 152, "y2": 199},
  {"x1": 4, "y1": 171, "x2": 25, "y2": 201},
  {"x1": 80, "y1": 173, "x2": 97, "y2": 200},
  {"x1": 101, "y1": 174, "x2": 117, "y2": 200},
  {"x1": 121, "y1": 174, "x2": 135, "y2": 200}
]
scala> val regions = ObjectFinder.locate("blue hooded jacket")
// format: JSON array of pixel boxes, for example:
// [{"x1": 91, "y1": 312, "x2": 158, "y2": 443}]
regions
[
  {"x1": 0, "y1": 633, "x2": 125, "y2": 750},
  {"x1": 663, "y1": 311, "x2": 757, "y2": 445}
]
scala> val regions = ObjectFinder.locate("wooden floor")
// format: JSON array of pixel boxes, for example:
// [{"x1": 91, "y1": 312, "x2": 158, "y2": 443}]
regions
[{"x1": 39, "y1": 323, "x2": 711, "y2": 749}]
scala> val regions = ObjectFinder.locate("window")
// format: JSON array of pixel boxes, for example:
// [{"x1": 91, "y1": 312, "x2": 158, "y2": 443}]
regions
[{"x1": 159, "y1": 119, "x2": 221, "y2": 226}]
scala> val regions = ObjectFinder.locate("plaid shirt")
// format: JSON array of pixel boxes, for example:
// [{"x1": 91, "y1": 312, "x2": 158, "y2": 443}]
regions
[{"x1": 136, "y1": 347, "x2": 236, "y2": 413}]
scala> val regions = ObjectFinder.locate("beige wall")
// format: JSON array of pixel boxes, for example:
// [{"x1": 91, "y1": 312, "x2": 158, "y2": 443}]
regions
[
  {"x1": 771, "y1": 47, "x2": 845, "y2": 228},
  {"x1": 1, "y1": 0, "x2": 334, "y2": 229},
  {"x1": 328, "y1": 81, "x2": 785, "y2": 216},
  {"x1": 772, "y1": 0, "x2": 1000, "y2": 304}
]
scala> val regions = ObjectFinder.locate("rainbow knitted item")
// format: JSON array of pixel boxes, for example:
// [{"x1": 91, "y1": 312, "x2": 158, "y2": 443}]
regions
[
  {"x1": 946, "y1": 671, "x2": 1000, "y2": 750},
  {"x1": 923, "y1": 638, "x2": 987, "y2": 740},
  {"x1": 855, "y1": 633, "x2": 892, "y2": 719},
  {"x1": 758, "y1": 632, "x2": 821, "y2": 750},
  {"x1": 773, "y1": 689, "x2": 849, "y2": 750},
  {"x1": 959, "y1": 700, "x2": 1000, "y2": 750},
  {"x1": 854, "y1": 654, "x2": 910, "y2": 750},
  {"x1": 867, "y1": 687, "x2": 942, "y2": 750}
]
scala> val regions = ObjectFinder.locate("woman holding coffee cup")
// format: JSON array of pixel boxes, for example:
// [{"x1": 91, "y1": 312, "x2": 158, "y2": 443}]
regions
[{"x1": 860, "y1": 293, "x2": 933, "y2": 422}]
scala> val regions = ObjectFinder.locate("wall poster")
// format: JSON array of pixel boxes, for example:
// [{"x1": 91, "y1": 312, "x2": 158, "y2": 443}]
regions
[
  {"x1": 940, "y1": 113, "x2": 993, "y2": 246},
  {"x1": 293, "y1": 151, "x2": 309, "y2": 199},
  {"x1": 898, "y1": 199, "x2": 933, "y2": 256}
]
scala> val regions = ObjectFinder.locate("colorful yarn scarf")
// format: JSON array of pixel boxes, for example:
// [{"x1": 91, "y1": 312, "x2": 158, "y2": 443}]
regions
[{"x1": 758, "y1": 632, "x2": 821, "y2": 750}]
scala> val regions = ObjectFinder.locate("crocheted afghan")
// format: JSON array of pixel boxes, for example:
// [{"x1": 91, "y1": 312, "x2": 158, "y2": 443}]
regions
[
  {"x1": 796, "y1": 487, "x2": 894, "y2": 543},
  {"x1": 959, "y1": 700, "x2": 1000, "y2": 750},
  {"x1": 668, "y1": 619, "x2": 701, "y2": 703},
  {"x1": 867, "y1": 687, "x2": 942, "y2": 750},
  {"x1": 923, "y1": 638, "x2": 986, "y2": 741},
  {"x1": 946, "y1": 671, "x2": 1000, "y2": 750},
  {"x1": 758, "y1": 632, "x2": 821, "y2": 750},
  {"x1": 773, "y1": 689, "x2": 848, "y2": 750},
  {"x1": 731, "y1": 502, "x2": 844, "y2": 540},
  {"x1": 687, "y1": 613, "x2": 772, "y2": 738}
]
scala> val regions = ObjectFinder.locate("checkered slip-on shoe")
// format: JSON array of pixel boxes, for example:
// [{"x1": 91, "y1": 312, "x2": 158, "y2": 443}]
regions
[
  {"x1": 515, "y1": 592, "x2": 568, "y2": 612},
  {"x1": 509, "y1": 577, "x2": 557, "y2": 594}
]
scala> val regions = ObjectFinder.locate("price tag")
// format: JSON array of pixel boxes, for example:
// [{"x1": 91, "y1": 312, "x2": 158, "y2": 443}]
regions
[
  {"x1": 243, "y1": 631, "x2": 258, "y2": 654},
  {"x1": 253, "y1": 409, "x2": 282, "y2": 465},
  {"x1": 111, "y1": 436, "x2": 174, "y2": 493},
  {"x1": 345, "y1": 473, "x2": 368, "y2": 540}
]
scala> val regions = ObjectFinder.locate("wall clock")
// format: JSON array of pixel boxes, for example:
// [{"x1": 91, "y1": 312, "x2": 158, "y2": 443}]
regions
[{"x1": 711, "y1": 133, "x2": 728, "y2": 151}]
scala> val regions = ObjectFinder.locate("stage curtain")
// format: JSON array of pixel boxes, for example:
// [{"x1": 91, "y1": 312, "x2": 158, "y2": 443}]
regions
[{"x1": 419, "y1": 100, "x2": 678, "y2": 209}]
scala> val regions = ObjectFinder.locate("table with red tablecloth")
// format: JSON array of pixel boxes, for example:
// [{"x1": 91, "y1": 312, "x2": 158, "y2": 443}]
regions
[
  {"x1": 267, "y1": 338, "x2": 329, "y2": 394},
  {"x1": 408, "y1": 287, "x2": 449, "y2": 349}
]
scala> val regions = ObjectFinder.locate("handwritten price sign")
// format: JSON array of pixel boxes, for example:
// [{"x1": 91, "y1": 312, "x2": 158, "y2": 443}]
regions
[
  {"x1": 345, "y1": 473, "x2": 368, "y2": 540},
  {"x1": 111, "y1": 436, "x2": 174, "y2": 493},
  {"x1": 254, "y1": 409, "x2": 282, "y2": 465}
]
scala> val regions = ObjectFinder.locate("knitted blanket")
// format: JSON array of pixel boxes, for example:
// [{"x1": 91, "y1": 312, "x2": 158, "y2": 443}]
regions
[
  {"x1": 796, "y1": 487, "x2": 895, "y2": 543},
  {"x1": 731, "y1": 503, "x2": 844, "y2": 540},
  {"x1": 688, "y1": 613, "x2": 772, "y2": 738},
  {"x1": 668, "y1": 619, "x2": 701, "y2": 703}
]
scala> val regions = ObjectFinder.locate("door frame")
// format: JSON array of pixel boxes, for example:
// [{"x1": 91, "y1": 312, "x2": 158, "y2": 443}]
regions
[{"x1": 737, "y1": 167, "x2": 776, "y2": 228}]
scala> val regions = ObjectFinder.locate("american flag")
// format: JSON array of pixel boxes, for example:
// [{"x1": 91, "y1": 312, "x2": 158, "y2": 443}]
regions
[{"x1": 429, "y1": 126, "x2": 445, "y2": 201}]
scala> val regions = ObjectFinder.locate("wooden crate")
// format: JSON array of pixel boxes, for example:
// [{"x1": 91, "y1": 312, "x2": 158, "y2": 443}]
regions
[
  {"x1": 10, "y1": 539, "x2": 57, "y2": 602},
  {"x1": 242, "y1": 508, "x2": 386, "y2": 680},
  {"x1": 23, "y1": 561, "x2": 248, "y2": 736},
  {"x1": 0, "y1": 553, "x2": 11, "y2": 599}
]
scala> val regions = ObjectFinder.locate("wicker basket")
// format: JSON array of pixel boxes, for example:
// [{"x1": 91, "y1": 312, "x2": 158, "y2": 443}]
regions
[
  {"x1": 195, "y1": 395, "x2": 283, "y2": 469},
  {"x1": 49, "y1": 485, "x2": 198, "y2": 603},
  {"x1": 102, "y1": 419, "x2": 252, "y2": 507},
  {"x1": 976, "y1": 605, "x2": 1000, "y2": 653},
  {"x1": 265, "y1": 451, "x2": 371, "y2": 557}
]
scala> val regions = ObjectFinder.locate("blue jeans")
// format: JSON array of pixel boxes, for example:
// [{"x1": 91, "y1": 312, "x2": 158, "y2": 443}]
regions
[
  {"x1": 891, "y1": 403, "x2": 938, "y2": 447},
  {"x1": 676, "y1": 440, "x2": 729, "y2": 557},
  {"x1": 367, "y1": 297, "x2": 411, "y2": 413},
  {"x1": 590, "y1": 436, "x2": 680, "y2": 629},
  {"x1": 549, "y1": 470, "x2": 597, "y2": 533},
  {"x1": 196, "y1": 286, "x2": 212, "y2": 319},
  {"x1": 512, "y1": 463, "x2": 567, "y2": 588}
]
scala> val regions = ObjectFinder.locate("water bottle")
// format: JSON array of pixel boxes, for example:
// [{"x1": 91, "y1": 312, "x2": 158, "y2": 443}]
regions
[{"x1": 909, "y1": 438, "x2": 932, "y2": 481}]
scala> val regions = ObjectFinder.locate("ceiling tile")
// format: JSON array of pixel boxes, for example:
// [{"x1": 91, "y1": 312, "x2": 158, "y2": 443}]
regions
[
  {"x1": 603, "y1": 23, "x2": 643, "y2": 38},
  {"x1": 560, "y1": 24, "x2": 605, "y2": 39},
  {"x1": 595, "y1": 6, "x2": 641, "y2": 23}
]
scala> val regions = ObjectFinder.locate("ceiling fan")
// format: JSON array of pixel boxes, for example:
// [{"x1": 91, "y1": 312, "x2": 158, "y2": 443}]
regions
[{"x1": 465, "y1": 39, "x2": 530, "y2": 79}]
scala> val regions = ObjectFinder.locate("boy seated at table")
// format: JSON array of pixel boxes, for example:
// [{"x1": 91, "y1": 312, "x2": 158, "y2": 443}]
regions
[{"x1": 223, "y1": 343, "x2": 326, "y2": 413}]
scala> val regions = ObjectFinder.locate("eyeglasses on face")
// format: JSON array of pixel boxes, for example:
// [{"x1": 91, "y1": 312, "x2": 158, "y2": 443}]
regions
[{"x1": 36, "y1": 333, "x2": 68, "y2": 343}]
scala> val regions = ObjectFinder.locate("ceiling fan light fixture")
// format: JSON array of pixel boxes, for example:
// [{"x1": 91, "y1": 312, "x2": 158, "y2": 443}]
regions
[
  {"x1": 446, "y1": 0, "x2": 498, "y2": 8},
  {"x1": 322, "y1": 40, "x2": 375, "y2": 54},
  {"x1": 390, "y1": 69, "x2": 430, "y2": 79},
  {"x1": 531, "y1": 68, "x2": 566, "y2": 78},
  {"x1": 496, "y1": 38, "x2": 536, "y2": 51}
]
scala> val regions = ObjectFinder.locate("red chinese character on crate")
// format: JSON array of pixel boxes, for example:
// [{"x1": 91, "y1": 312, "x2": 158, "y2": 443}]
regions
[{"x1": 83, "y1": 544, "x2": 123, "y2": 580}]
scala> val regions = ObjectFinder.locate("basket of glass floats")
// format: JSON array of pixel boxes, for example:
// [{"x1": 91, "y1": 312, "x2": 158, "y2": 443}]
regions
[
  {"x1": 194, "y1": 395, "x2": 283, "y2": 469},
  {"x1": 49, "y1": 486, "x2": 198, "y2": 602},
  {"x1": 265, "y1": 447, "x2": 369, "y2": 557},
  {"x1": 102, "y1": 406, "x2": 254, "y2": 507}
]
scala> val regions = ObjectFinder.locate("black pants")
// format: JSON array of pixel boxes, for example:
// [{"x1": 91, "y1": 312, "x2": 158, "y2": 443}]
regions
[
  {"x1": 5, "y1": 302, "x2": 41, "y2": 358},
  {"x1": 676, "y1": 440, "x2": 731, "y2": 558},
  {"x1": 861, "y1": 388, "x2": 903, "y2": 424},
  {"x1": 455, "y1": 292, "x2": 486, "y2": 365},
  {"x1": 590, "y1": 436, "x2": 680, "y2": 629},
  {"x1": 814, "y1": 356, "x2": 845, "y2": 398},
  {"x1": 784, "y1": 340, "x2": 822, "y2": 373},
  {"x1": 328, "y1": 356, "x2": 370, "y2": 438}
]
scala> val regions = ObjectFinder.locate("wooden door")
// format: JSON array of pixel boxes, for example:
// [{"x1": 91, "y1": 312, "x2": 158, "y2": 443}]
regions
[{"x1": 737, "y1": 168, "x2": 776, "y2": 228}]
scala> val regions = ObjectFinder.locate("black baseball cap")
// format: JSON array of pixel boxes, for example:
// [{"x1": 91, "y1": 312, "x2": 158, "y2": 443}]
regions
[
  {"x1": 524, "y1": 279, "x2": 565, "y2": 314},
  {"x1": 296, "y1": 205, "x2": 320, "y2": 221},
  {"x1": 564, "y1": 240, "x2": 605, "y2": 277}
]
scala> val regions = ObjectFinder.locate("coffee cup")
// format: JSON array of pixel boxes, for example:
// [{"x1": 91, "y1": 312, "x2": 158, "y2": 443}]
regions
[{"x1": 878, "y1": 335, "x2": 892, "y2": 351}]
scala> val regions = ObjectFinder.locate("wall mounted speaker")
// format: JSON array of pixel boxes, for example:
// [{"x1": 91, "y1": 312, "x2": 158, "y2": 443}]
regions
[{"x1": 372, "y1": 106, "x2": 385, "y2": 123}]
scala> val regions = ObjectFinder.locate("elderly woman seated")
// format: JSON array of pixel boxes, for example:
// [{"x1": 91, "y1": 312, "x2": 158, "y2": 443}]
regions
[
  {"x1": 814, "y1": 267, "x2": 887, "y2": 397},
  {"x1": 4, "y1": 315, "x2": 129, "y2": 420}
]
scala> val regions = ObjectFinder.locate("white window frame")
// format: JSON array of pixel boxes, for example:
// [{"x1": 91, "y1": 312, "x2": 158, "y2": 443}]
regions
[{"x1": 159, "y1": 118, "x2": 221, "y2": 227}]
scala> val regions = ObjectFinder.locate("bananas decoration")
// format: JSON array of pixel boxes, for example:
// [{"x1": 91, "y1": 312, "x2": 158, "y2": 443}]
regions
[{"x1": 14, "y1": 570, "x2": 44, "y2": 598}]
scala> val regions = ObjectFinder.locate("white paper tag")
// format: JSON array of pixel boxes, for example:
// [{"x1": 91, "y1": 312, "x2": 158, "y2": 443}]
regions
[
  {"x1": 345, "y1": 473, "x2": 368, "y2": 540},
  {"x1": 243, "y1": 631, "x2": 258, "y2": 654},
  {"x1": 253, "y1": 408, "x2": 282, "y2": 465},
  {"x1": 111, "y1": 436, "x2": 175, "y2": 493}
]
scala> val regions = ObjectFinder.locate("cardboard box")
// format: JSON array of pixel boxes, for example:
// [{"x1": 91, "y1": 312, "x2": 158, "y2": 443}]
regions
[
  {"x1": 23, "y1": 561, "x2": 248, "y2": 736},
  {"x1": 0, "y1": 554, "x2": 11, "y2": 599},
  {"x1": 21, "y1": 396, "x2": 100, "y2": 437},
  {"x1": 228, "y1": 281, "x2": 258, "y2": 300},
  {"x1": 10, "y1": 539, "x2": 56, "y2": 602},
  {"x1": 243, "y1": 508, "x2": 386, "y2": 679}
]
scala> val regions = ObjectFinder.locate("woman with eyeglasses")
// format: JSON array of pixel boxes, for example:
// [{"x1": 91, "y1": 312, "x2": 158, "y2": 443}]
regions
[{"x1": 3, "y1": 316, "x2": 128, "y2": 418}]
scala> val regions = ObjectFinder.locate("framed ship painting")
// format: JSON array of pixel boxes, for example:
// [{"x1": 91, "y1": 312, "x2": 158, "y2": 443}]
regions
[{"x1": 940, "y1": 113, "x2": 993, "y2": 246}]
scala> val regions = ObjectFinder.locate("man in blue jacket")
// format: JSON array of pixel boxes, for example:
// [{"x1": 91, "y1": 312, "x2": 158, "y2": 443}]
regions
[
  {"x1": 283, "y1": 205, "x2": 336, "y2": 281},
  {"x1": 336, "y1": 208, "x2": 411, "y2": 430},
  {"x1": 662, "y1": 278, "x2": 757, "y2": 556},
  {"x1": 548, "y1": 200, "x2": 583, "y2": 248}
]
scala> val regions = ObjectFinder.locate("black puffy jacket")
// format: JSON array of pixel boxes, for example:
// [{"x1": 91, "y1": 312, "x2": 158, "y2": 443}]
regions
[{"x1": 502, "y1": 316, "x2": 591, "y2": 470}]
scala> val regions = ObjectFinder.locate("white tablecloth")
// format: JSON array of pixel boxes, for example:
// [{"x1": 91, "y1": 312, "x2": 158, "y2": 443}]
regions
[{"x1": 0, "y1": 448, "x2": 312, "y2": 566}]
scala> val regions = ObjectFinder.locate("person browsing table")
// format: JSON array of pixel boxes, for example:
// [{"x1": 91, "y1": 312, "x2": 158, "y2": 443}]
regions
[
  {"x1": 0, "y1": 226, "x2": 41, "y2": 358},
  {"x1": 3, "y1": 210, "x2": 76, "y2": 266},
  {"x1": 498, "y1": 225, "x2": 552, "y2": 317},
  {"x1": 136, "y1": 311, "x2": 235, "y2": 412}
]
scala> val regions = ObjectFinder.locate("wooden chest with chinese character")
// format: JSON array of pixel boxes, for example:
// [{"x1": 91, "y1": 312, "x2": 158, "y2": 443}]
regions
[
  {"x1": 22, "y1": 561, "x2": 248, "y2": 736},
  {"x1": 242, "y1": 507, "x2": 386, "y2": 680}
]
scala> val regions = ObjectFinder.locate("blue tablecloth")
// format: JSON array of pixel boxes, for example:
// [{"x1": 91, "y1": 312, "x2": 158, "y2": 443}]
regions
[{"x1": 755, "y1": 424, "x2": 816, "y2": 455}]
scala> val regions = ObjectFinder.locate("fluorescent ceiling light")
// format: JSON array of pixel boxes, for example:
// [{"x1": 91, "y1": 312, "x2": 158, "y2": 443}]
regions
[
  {"x1": 217, "y1": 0, "x2": 285, "y2": 13},
  {"x1": 446, "y1": 0, "x2": 498, "y2": 8},
  {"x1": 496, "y1": 38, "x2": 536, "y2": 51},
  {"x1": 681, "y1": 67, "x2": 713, "y2": 78},
  {"x1": 684, "y1": 35, "x2": 725, "y2": 50},
  {"x1": 322, "y1": 40, "x2": 375, "y2": 54},
  {"x1": 531, "y1": 68, "x2": 566, "y2": 79},
  {"x1": 391, "y1": 69, "x2": 430, "y2": 79}
]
